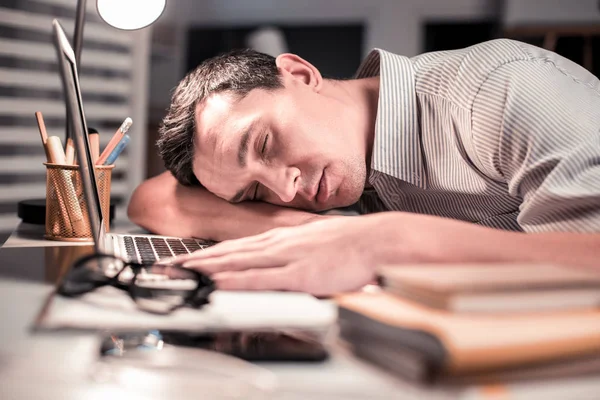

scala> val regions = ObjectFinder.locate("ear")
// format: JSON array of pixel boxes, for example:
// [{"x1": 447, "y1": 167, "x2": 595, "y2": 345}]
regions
[{"x1": 275, "y1": 53, "x2": 323, "y2": 92}]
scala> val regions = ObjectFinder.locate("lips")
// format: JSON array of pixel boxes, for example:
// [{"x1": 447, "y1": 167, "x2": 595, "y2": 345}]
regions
[
  {"x1": 316, "y1": 169, "x2": 329, "y2": 204},
  {"x1": 311, "y1": 171, "x2": 323, "y2": 202}
]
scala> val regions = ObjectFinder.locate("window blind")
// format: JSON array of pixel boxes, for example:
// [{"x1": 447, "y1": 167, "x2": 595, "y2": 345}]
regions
[{"x1": 0, "y1": 0, "x2": 150, "y2": 238}]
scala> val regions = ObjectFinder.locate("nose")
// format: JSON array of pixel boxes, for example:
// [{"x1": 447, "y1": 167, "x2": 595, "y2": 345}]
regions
[{"x1": 264, "y1": 165, "x2": 300, "y2": 203}]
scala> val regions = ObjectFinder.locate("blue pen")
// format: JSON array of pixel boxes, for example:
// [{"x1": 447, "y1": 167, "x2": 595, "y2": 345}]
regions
[{"x1": 103, "y1": 134, "x2": 130, "y2": 165}]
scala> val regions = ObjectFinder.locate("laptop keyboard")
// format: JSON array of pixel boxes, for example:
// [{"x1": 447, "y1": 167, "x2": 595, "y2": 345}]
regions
[{"x1": 122, "y1": 236, "x2": 214, "y2": 265}]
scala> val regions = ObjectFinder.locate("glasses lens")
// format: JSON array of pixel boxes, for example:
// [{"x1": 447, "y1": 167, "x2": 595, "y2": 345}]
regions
[
  {"x1": 58, "y1": 254, "x2": 125, "y2": 296},
  {"x1": 129, "y1": 264, "x2": 205, "y2": 314}
]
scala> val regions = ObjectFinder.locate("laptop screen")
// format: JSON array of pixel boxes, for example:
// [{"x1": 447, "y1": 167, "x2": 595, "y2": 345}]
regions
[{"x1": 52, "y1": 19, "x2": 104, "y2": 250}]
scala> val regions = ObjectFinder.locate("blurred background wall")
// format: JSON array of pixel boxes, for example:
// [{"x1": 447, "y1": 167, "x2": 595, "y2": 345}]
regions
[
  {"x1": 0, "y1": 0, "x2": 599, "y2": 242},
  {"x1": 0, "y1": 0, "x2": 150, "y2": 242},
  {"x1": 146, "y1": 0, "x2": 599, "y2": 177},
  {"x1": 147, "y1": 0, "x2": 503, "y2": 176}
]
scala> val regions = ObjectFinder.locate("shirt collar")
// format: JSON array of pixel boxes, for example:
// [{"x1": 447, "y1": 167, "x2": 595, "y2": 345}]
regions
[{"x1": 355, "y1": 49, "x2": 426, "y2": 189}]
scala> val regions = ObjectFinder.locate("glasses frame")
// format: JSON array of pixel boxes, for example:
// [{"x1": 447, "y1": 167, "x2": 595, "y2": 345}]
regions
[{"x1": 57, "y1": 252, "x2": 216, "y2": 313}]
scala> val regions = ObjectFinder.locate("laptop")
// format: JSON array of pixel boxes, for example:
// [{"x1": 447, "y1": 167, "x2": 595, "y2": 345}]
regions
[{"x1": 51, "y1": 19, "x2": 213, "y2": 264}]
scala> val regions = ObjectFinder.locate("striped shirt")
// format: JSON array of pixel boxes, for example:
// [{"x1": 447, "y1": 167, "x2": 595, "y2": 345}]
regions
[{"x1": 354, "y1": 39, "x2": 600, "y2": 232}]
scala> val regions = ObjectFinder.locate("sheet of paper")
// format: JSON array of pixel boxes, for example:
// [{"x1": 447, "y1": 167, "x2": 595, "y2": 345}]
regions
[{"x1": 35, "y1": 287, "x2": 337, "y2": 334}]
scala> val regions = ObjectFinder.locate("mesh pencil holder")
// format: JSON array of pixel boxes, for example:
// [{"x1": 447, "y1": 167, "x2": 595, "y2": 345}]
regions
[{"x1": 44, "y1": 163, "x2": 113, "y2": 241}]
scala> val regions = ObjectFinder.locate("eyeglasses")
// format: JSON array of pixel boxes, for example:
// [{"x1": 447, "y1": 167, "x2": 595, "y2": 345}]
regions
[{"x1": 58, "y1": 253, "x2": 215, "y2": 314}]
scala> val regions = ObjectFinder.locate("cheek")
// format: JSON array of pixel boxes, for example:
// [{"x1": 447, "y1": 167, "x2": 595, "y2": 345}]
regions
[
  {"x1": 270, "y1": 97, "x2": 344, "y2": 168},
  {"x1": 274, "y1": 123, "x2": 329, "y2": 161},
  {"x1": 273, "y1": 97, "x2": 326, "y2": 153}
]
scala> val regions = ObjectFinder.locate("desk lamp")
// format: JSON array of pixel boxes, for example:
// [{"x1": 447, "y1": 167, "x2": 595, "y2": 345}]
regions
[
  {"x1": 97, "y1": 0, "x2": 167, "y2": 30},
  {"x1": 18, "y1": 0, "x2": 166, "y2": 226}
]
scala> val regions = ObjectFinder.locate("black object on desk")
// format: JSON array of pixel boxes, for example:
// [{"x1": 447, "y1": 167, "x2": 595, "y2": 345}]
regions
[
  {"x1": 0, "y1": 245, "x2": 95, "y2": 284},
  {"x1": 17, "y1": 198, "x2": 116, "y2": 226},
  {"x1": 102, "y1": 330, "x2": 329, "y2": 362}
]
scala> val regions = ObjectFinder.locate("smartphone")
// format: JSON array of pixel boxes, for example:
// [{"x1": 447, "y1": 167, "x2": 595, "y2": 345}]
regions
[
  {"x1": 160, "y1": 330, "x2": 329, "y2": 362},
  {"x1": 100, "y1": 330, "x2": 329, "y2": 362}
]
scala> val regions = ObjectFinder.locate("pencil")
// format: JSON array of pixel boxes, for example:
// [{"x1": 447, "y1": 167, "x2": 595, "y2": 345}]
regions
[
  {"x1": 35, "y1": 111, "x2": 51, "y2": 162},
  {"x1": 96, "y1": 117, "x2": 132, "y2": 165},
  {"x1": 65, "y1": 137, "x2": 75, "y2": 165},
  {"x1": 104, "y1": 134, "x2": 130, "y2": 165},
  {"x1": 47, "y1": 136, "x2": 86, "y2": 234},
  {"x1": 35, "y1": 112, "x2": 71, "y2": 234},
  {"x1": 46, "y1": 136, "x2": 66, "y2": 164},
  {"x1": 88, "y1": 127, "x2": 100, "y2": 163},
  {"x1": 46, "y1": 136, "x2": 73, "y2": 234}
]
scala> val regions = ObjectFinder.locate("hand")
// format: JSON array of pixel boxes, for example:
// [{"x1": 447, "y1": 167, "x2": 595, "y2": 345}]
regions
[
  {"x1": 171, "y1": 216, "x2": 386, "y2": 296},
  {"x1": 170, "y1": 212, "x2": 527, "y2": 296}
]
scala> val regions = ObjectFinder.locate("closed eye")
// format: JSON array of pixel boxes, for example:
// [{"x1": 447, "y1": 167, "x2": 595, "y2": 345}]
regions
[
  {"x1": 251, "y1": 134, "x2": 269, "y2": 201},
  {"x1": 261, "y1": 134, "x2": 269, "y2": 156}
]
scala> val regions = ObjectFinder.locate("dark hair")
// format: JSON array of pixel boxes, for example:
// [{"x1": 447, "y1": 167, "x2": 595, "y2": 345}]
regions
[{"x1": 156, "y1": 49, "x2": 283, "y2": 187}]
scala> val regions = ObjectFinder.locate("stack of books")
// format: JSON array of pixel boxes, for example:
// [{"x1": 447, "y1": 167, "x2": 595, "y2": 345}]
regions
[{"x1": 337, "y1": 263, "x2": 600, "y2": 386}]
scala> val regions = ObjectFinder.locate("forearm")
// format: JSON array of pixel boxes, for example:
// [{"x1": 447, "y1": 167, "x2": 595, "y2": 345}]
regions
[
  {"x1": 368, "y1": 212, "x2": 600, "y2": 268},
  {"x1": 438, "y1": 229, "x2": 600, "y2": 269},
  {"x1": 127, "y1": 172, "x2": 323, "y2": 241},
  {"x1": 501, "y1": 231, "x2": 600, "y2": 268}
]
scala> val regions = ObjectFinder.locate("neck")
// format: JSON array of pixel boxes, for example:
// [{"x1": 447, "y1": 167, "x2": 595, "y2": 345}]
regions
[
  {"x1": 358, "y1": 76, "x2": 380, "y2": 182},
  {"x1": 325, "y1": 77, "x2": 379, "y2": 186}
]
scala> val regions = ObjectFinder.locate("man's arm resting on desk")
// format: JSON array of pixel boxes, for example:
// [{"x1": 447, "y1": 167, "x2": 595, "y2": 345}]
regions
[
  {"x1": 171, "y1": 212, "x2": 600, "y2": 296},
  {"x1": 127, "y1": 172, "x2": 325, "y2": 241}
]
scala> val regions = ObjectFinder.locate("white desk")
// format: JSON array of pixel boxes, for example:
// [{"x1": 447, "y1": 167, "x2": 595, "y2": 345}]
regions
[
  {"x1": 2, "y1": 223, "x2": 597, "y2": 400},
  {"x1": 0, "y1": 222, "x2": 454, "y2": 400}
]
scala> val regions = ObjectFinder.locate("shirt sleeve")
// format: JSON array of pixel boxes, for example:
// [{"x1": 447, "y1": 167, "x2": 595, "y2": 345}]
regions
[{"x1": 470, "y1": 55, "x2": 600, "y2": 232}]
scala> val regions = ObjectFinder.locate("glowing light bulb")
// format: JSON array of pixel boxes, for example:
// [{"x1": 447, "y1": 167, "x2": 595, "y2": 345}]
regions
[{"x1": 97, "y1": 0, "x2": 166, "y2": 30}]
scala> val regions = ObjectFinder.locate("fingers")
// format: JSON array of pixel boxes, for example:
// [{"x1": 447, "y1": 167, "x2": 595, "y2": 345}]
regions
[
  {"x1": 197, "y1": 239, "x2": 269, "y2": 259},
  {"x1": 212, "y1": 265, "x2": 301, "y2": 292},
  {"x1": 145, "y1": 264, "x2": 192, "y2": 280},
  {"x1": 182, "y1": 250, "x2": 281, "y2": 274},
  {"x1": 172, "y1": 230, "x2": 278, "y2": 263}
]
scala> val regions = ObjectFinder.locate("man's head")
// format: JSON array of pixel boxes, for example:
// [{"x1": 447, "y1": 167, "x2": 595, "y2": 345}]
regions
[{"x1": 158, "y1": 49, "x2": 376, "y2": 211}]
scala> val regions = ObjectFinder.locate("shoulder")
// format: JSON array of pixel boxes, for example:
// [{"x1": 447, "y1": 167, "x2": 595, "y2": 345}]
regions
[
  {"x1": 410, "y1": 39, "x2": 535, "y2": 108},
  {"x1": 412, "y1": 39, "x2": 534, "y2": 76}
]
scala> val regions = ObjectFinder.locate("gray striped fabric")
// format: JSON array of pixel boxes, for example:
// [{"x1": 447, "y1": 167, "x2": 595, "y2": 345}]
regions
[{"x1": 354, "y1": 39, "x2": 600, "y2": 233}]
